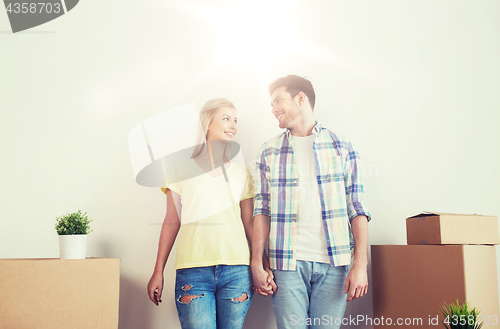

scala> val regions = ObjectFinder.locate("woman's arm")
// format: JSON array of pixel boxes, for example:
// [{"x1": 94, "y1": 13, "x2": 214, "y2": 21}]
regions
[
  {"x1": 240, "y1": 198, "x2": 253, "y2": 245},
  {"x1": 147, "y1": 189, "x2": 181, "y2": 306}
]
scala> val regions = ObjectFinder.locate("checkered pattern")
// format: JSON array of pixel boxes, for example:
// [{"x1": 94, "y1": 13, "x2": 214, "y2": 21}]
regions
[{"x1": 253, "y1": 122, "x2": 371, "y2": 270}]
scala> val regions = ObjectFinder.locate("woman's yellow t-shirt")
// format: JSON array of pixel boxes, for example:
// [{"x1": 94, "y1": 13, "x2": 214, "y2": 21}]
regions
[{"x1": 162, "y1": 159, "x2": 254, "y2": 270}]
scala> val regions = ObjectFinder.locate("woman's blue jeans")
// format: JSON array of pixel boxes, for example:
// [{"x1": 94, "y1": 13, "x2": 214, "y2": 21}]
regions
[{"x1": 175, "y1": 265, "x2": 253, "y2": 329}]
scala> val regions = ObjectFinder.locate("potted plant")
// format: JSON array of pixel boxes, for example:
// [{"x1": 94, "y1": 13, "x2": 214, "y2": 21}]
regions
[
  {"x1": 55, "y1": 210, "x2": 92, "y2": 259},
  {"x1": 441, "y1": 299, "x2": 484, "y2": 329}
]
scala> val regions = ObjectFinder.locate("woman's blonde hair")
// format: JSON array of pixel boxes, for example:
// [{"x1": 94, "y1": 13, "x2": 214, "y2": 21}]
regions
[{"x1": 192, "y1": 98, "x2": 236, "y2": 158}]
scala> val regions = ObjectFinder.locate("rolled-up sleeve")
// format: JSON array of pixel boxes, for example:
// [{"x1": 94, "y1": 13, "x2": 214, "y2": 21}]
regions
[
  {"x1": 253, "y1": 144, "x2": 271, "y2": 218},
  {"x1": 343, "y1": 141, "x2": 371, "y2": 222}
]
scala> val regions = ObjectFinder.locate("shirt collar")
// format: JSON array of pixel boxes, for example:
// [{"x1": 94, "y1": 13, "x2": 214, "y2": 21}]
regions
[{"x1": 285, "y1": 121, "x2": 322, "y2": 139}]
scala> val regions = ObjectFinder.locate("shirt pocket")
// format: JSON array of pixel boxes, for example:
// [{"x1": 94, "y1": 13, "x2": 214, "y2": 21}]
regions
[
  {"x1": 324, "y1": 155, "x2": 345, "y2": 198},
  {"x1": 269, "y1": 165, "x2": 296, "y2": 202}
]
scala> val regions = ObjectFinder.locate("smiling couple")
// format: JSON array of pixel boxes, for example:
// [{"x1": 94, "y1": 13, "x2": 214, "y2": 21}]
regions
[{"x1": 147, "y1": 75, "x2": 371, "y2": 329}]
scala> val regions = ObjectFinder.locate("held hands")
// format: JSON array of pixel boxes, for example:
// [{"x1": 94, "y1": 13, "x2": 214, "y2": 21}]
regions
[
  {"x1": 344, "y1": 263, "x2": 368, "y2": 302},
  {"x1": 252, "y1": 266, "x2": 277, "y2": 297},
  {"x1": 147, "y1": 273, "x2": 164, "y2": 306}
]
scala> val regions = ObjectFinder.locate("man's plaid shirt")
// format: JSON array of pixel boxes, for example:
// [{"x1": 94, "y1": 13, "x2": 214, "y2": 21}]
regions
[{"x1": 253, "y1": 122, "x2": 371, "y2": 270}]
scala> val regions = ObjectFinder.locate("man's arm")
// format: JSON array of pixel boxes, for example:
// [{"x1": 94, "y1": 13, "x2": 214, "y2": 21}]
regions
[
  {"x1": 338, "y1": 138, "x2": 371, "y2": 301},
  {"x1": 344, "y1": 215, "x2": 369, "y2": 301},
  {"x1": 251, "y1": 214, "x2": 277, "y2": 296},
  {"x1": 251, "y1": 144, "x2": 277, "y2": 296}
]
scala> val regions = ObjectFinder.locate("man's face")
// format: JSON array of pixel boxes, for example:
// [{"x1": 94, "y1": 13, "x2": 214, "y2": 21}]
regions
[{"x1": 270, "y1": 86, "x2": 301, "y2": 129}]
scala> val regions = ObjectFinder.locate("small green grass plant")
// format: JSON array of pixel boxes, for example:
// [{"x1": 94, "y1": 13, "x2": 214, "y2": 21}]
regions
[
  {"x1": 441, "y1": 299, "x2": 483, "y2": 329},
  {"x1": 55, "y1": 210, "x2": 92, "y2": 235}
]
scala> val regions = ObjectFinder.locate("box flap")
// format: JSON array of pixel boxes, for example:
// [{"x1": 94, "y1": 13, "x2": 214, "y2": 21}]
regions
[
  {"x1": 408, "y1": 211, "x2": 495, "y2": 219},
  {"x1": 407, "y1": 212, "x2": 439, "y2": 219}
]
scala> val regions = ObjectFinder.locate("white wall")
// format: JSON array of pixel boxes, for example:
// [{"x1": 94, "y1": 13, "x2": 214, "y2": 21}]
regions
[{"x1": 1, "y1": 1, "x2": 499, "y2": 328}]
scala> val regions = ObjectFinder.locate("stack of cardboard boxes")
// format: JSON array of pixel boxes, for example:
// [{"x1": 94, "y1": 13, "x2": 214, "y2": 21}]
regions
[{"x1": 371, "y1": 212, "x2": 500, "y2": 328}]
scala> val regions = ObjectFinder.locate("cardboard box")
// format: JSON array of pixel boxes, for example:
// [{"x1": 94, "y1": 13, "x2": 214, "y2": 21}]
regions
[
  {"x1": 371, "y1": 245, "x2": 499, "y2": 328},
  {"x1": 0, "y1": 258, "x2": 120, "y2": 329},
  {"x1": 406, "y1": 212, "x2": 499, "y2": 245}
]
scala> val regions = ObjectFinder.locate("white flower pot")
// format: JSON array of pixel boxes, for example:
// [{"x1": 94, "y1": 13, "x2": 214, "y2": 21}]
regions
[{"x1": 59, "y1": 235, "x2": 88, "y2": 259}]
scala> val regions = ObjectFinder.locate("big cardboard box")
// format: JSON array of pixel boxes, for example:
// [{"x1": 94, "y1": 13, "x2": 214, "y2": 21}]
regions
[
  {"x1": 0, "y1": 258, "x2": 120, "y2": 329},
  {"x1": 406, "y1": 212, "x2": 499, "y2": 245},
  {"x1": 371, "y1": 245, "x2": 499, "y2": 329}
]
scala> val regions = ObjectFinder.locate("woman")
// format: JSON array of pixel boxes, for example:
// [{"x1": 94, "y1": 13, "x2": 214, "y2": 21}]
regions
[{"x1": 147, "y1": 98, "x2": 260, "y2": 329}]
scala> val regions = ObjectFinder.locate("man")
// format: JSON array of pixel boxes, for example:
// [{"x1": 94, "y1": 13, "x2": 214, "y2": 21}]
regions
[{"x1": 251, "y1": 75, "x2": 371, "y2": 329}]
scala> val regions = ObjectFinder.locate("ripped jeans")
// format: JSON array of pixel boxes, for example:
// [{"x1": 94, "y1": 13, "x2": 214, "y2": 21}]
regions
[{"x1": 175, "y1": 265, "x2": 253, "y2": 329}]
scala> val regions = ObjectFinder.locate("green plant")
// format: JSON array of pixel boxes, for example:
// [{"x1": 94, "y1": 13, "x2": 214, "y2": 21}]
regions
[
  {"x1": 55, "y1": 210, "x2": 92, "y2": 235},
  {"x1": 441, "y1": 299, "x2": 483, "y2": 329}
]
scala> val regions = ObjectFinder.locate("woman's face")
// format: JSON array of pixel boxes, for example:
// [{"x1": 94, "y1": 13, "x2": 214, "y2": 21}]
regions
[{"x1": 206, "y1": 106, "x2": 237, "y2": 141}]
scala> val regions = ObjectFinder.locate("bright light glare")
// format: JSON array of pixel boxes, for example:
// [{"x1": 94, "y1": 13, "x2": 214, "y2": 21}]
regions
[{"x1": 178, "y1": 0, "x2": 304, "y2": 78}]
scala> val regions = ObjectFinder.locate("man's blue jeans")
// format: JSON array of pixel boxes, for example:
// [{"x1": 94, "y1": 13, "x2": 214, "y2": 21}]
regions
[
  {"x1": 175, "y1": 265, "x2": 253, "y2": 329},
  {"x1": 272, "y1": 261, "x2": 349, "y2": 329}
]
